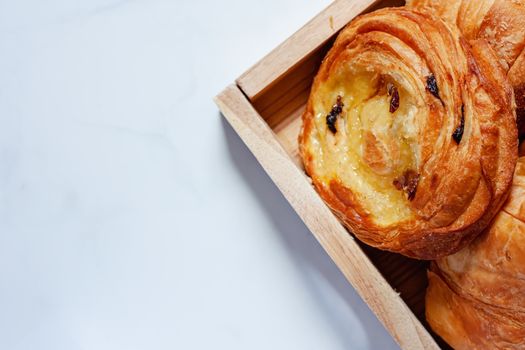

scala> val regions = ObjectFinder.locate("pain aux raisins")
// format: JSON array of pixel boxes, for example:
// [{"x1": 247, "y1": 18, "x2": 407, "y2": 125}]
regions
[
  {"x1": 326, "y1": 95, "x2": 344, "y2": 134},
  {"x1": 393, "y1": 169, "x2": 420, "y2": 201},
  {"x1": 387, "y1": 83, "x2": 399, "y2": 113}
]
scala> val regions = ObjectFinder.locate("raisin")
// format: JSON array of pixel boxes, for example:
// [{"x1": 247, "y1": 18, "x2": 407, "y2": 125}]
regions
[
  {"x1": 393, "y1": 170, "x2": 420, "y2": 201},
  {"x1": 405, "y1": 170, "x2": 420, "y2": 201},
  {"x1": 388, "y1": 83, "x2": 399, "y2": 113},
  {"x1": 426, "y1": 74, "x2": 440, "y2": 99},
  {"x1": 326, "y1": 95, "x2": 344, "y2": 134},
  {"x1": 452, "y1": 106, "x2": 465, "y2": 144},
  {"x1": 326, "y1": 114, "x2": 337, "y2": 133}
]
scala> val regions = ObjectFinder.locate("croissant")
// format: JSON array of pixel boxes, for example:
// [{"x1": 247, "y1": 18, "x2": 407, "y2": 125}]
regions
[
  {"x1": 299, "y1": 8, "x2": 517, "y2": 259},
  {"x1": 426, "y1": 156, "x2": 525, "y2": 349},
  {"x1": 406, "y1": 0, "x2": 525, "y2": 137}
]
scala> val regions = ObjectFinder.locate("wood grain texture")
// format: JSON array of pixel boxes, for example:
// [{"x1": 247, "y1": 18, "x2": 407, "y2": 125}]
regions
[{"x1": 215, "y1": 84, "x2": 439, "y2": 350}]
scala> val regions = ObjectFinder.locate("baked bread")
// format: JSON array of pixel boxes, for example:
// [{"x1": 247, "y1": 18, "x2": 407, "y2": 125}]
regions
[
  {"x1": 406, "y1": 0, "x2": 525, "y2": 137},
  {"x1": 426, "y1": 156, "x2": 525, "y2": 349},
  {"x1": 299, "y1": 8, "x2": 518, "y2": 259}
]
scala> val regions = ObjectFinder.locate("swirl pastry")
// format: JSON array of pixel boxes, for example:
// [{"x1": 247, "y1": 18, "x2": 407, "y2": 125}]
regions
[
  {"x1": 426, "y1": 157, "x2": 525, "y2": 349},
  {"x1": 299, "y1": 8, "x2": 518, "y2": 259},
  {"x1": 406, "y1": 0, "x2": 525, "y2": 137}
]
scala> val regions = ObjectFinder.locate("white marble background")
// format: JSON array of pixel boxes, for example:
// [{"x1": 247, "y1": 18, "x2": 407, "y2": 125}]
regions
[{"x1": 0, "y1": 1, "x2": 399, "y2": 349}]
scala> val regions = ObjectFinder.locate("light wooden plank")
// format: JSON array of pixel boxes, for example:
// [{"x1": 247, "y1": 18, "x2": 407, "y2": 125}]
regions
[
  {"x1": 236, "y1": 0, "x2": 383, "y2": 100},
  {"x1": 215, "y1": 84, "x2": 440, "y2": 350}
]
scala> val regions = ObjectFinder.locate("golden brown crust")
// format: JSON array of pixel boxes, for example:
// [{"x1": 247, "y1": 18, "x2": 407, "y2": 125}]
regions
[
  {"x1": 407, "y1": 0, "x2": 525, "y2": 137},
  {"x1": 299, "y1": 8, "x2": 518, "y2": 259},
  {"x1": 426, "y1": 157, "x2": 525, "y2": 349}
]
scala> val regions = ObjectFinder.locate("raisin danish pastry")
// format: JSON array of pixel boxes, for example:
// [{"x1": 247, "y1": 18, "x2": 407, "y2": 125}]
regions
[
  {"x1": 299, "y1": 8, "x2": 518, "y2": 259},
  {"x1": 407, "y1": 0, "x2": 525, "y2": 137},
  {"x1": 426, "y1": 156, "x2": 525, "y2": 349}
]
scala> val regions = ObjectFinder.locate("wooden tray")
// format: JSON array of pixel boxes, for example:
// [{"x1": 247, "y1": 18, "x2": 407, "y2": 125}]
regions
[{"x1": 215, "y1": 0, "x2": 449, "y2": 349}]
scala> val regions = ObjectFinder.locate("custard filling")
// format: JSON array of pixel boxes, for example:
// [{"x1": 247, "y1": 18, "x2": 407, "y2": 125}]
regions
[{"x1": 309, "y1": 70, "x2": 421, "y2": 226}]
